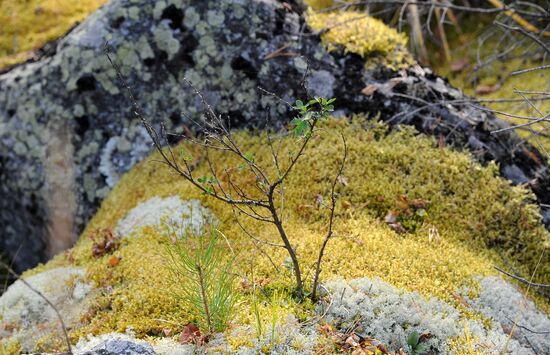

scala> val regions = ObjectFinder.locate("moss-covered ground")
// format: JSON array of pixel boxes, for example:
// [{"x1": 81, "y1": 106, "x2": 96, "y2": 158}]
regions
[
  {"x1": 27, "y1": 118, "x2": 549, "y2": 352},
  {"x1": 0, "y1": 0, "x2": 108, "y2": 70}
]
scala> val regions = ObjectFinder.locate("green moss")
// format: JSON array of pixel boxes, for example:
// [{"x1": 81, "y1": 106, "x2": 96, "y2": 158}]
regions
[
  {"x1": 304, "y1": 0, "x2": 335, "y2": 10},
  {"x1": 0, "y1": 0, "x2": 108, "y2": 70}
]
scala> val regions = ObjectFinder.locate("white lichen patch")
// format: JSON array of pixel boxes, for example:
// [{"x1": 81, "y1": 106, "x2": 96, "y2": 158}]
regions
[
  {"x1": 233, "y1": 314, "x2": 319, "y2": 354},
  {"x1": 319, "y1": 277, "x2": 534, "y2": 354},
  {"x1": 115, "y1": 196, "x2": 216, "y2": 238},
  {"x1": 0, "y1": 267, "x2": 93, "y2": 352},
  {"x1": 463, "y1": 276, "x2": 550, "y2": 353}
]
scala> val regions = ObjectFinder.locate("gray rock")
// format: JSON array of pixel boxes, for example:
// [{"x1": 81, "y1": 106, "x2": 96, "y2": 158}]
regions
[
  {"x1": 83, "y1": 338, "x2": 157, "y2": 355},
  {"x1": 74, "y1": 333, "x2": 196, "y2": 355},
  {"x1": 1, "y1": 0, "x2": 549, "y2": 274}
]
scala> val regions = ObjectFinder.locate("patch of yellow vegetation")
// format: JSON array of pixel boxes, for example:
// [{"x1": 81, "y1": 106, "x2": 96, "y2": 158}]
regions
[
  {"x1": 0, "y1": 0, "x2": 108, "y2": 70},
  {"x1": 0, "y1": 339, "x2": 21, "y2": 355},
  {"x1": 27, "y1": 118, "x2": 549, "y2": 350},
  {"x1": 306, "y1": 9, "x2": 414, "y2": 69},
  {"x1": 304, "y1": 0, "x2": 335, "y2": 10}
]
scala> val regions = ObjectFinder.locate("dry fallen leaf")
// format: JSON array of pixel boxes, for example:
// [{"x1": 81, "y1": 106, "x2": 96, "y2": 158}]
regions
[
  {"x1": 361, "y1": 84, "x2": 378, "y2": 96},
  {"x1": 384, "y1": 211, "x2": 398, "y2": 224},
  {"x1": 411, "y1": 198, "x2": 429, "y2": 210},
  {"x1": 388, "y1": 222, "x2": 406, "y2": 234},
  {"x1": 450, "y1": 58, "x2": 469, "y2": 73},
  {"x1": 345, "y1": 334, "x2": 360, "y2": 348},
  {"x1": 282, "y1": 2, "x2": 293, "y2": 11},
  {"x1": 337, "y1": 175, "x2": 349, "y2": 186},
  {"x1": 91, "y1": 228, "x2": 120, "y2": 258},
  {"x1": 179, "y1": 323, "x2": 204, "y2": 345},
  {"x1": 319, "y1": 324, "x2": 333, "y2": 335},
  {"x1": 475, "y1": 83, "x2": 500, "y2": 95},
  {"x1": 108, "y1": 256, "x2": 121, "y2": 267}
]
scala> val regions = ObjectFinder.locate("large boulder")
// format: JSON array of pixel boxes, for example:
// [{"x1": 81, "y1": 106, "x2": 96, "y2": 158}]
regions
[{"x1": 1, "y1": 0, "x2": 549, "y2": 272}]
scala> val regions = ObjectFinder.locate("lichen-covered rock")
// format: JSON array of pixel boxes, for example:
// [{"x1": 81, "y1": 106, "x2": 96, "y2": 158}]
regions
[
  {"x1": 1, "y1": 0, "x2": 549, "y2": 280},
  {"x1": 75, "y1": 333, "x2": 195, "y2": 355},
  {"x1": 115, "y1": 196, "x2": 215, "y2": 237},
  {"x1": 81, "y1": 337, "x2": 157, "y2": 355},
  {"x1": 0, "y1": 267, "x2": 93, "y2": 352}
]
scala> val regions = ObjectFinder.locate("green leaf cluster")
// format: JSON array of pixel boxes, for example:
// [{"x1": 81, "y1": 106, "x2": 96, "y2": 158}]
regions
[
  {"x1": 197, "y1": 176, "x2": 218, "y2": 195},
  {"x1": 407, "y1": 330, "x2": 430, "y2": 355},
  {"x1": 291, "y1": 97, "x2": 335, "y2": 137}
]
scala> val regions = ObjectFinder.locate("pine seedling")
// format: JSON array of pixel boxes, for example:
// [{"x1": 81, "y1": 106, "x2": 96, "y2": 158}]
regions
[{"x1": 166, "y1": 226, "x2": 236, "y2": 334}]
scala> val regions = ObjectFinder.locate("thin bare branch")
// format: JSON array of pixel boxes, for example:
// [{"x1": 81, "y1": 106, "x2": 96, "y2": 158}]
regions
[
  {"x1": 0, "y1": 261, "x2": 73, "y2": 354},
  {"x1": 311, "y1": 133, "x2": 348, "y2": 300},
  {"x1": 494, "y1": 266, "x2": 550, "y2": 289}
]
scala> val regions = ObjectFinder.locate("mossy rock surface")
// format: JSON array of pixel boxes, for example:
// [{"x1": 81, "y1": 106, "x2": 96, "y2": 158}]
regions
[{"x1": 4, "y1": 118, "x2": 548, "y2": 353}]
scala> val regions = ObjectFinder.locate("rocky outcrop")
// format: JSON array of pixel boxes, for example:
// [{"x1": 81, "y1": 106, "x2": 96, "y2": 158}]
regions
[{"x1": 1, "y1": 0, "x2": 549, "y2": 273}]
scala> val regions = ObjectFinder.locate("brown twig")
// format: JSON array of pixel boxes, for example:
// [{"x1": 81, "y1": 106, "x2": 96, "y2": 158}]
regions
[
  {"x1": 494, "y1": 266, "x2": 550, "y2": 289},
  {"x1": 0, "y1": 261, "x2": 73, "y2": 354},
  {"x1": 311, "y1": 133, "x2": 347, "y2": 300}
]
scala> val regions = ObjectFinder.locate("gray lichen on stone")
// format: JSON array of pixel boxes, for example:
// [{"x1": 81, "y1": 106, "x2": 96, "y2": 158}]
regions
[{"x1": 0, "y1": 267, "x2": 93, "y2": 352}]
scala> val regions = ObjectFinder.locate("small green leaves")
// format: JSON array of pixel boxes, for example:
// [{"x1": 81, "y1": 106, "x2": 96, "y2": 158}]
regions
[
  {"x1": 197, "y1": 176, "x2": 217, "y2": 195},
  {"x1": 291, "y1": 97, "x2": 336, "y2": 137},
  {"x1": 407, "y1": 330, "x2": 430, "y2": 355},
  {"x1": 407, "y1": 330, "x2": 420, "y2": 348},
  {"x1": 291, "y1": 118, "x2": 309, "y2": 137},
  {"x1": 179, "y1": 148, "x2": 192, "y2": 162}
]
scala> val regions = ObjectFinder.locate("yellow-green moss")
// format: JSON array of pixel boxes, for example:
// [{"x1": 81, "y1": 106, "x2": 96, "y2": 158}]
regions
[
  {"x1": 0, "y1": 339, "x2": 21, "y2": 355},
  {"x1": 0, "y1": 0, "x2": 108, "y2": 70},
  {"x1": 304, "y1": 0, "x2": 335, "y2": 10},
  {"x1": 306, "y1": 9, "x2": 414, "y2": 69},
  {"x1": 29, "y1": 118, "x2": 549, "y2": 351}
]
